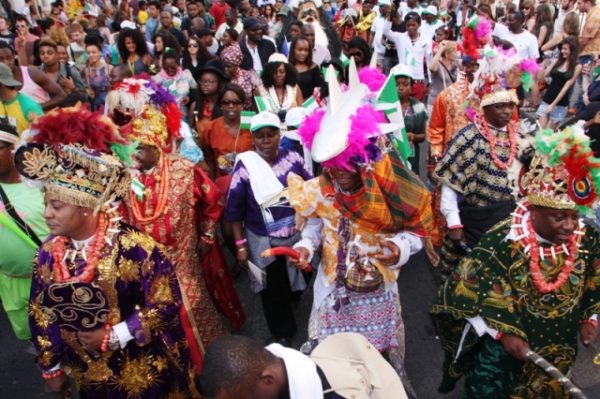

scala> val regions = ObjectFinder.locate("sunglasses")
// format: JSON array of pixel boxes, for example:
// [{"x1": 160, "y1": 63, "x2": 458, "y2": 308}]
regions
[
  {"x1": 220, "y1": 100, "x2": 242, "y2": 105},
  {"x1": 16, "y1": 24, "x2": 27, "y2": 28},
  {"x1": 188, "y1": 43, "x2": 199, "y2": 48}
]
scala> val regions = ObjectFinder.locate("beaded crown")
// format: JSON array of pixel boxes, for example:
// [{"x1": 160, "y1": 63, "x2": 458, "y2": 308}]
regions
[
  {"x1": 470, "y1": 45, "x2": 539, "y2": 108},
  {"x1": 521, "y1": 125, "x2": 600, "y2": 212},
  {"x1": 106, "y1": 77, "x2": 182, "y2": 151},
  {"x1": 14, "y1": 106, "x2": 132, "y2": 213}
]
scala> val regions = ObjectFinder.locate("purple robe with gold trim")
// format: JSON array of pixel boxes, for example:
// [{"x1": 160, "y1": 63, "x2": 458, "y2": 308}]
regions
[{"x1": 29, "y1": 222, "x2": 200, "y2": 399}]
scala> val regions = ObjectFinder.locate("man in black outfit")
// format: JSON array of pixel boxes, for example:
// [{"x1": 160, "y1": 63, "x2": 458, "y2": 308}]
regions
[{"x1": 240, "y1": 16, "x2": 275, "y2": 74}]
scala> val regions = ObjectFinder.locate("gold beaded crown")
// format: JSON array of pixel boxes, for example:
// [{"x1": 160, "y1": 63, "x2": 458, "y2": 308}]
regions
[
  {"x1": 106, "y1": 78, "x2": 182, "y2": 151},
  {"x1": 14, "y1": 106, "x2": 131, "y2": 213},
  {"x1": 470, "y1": 45, "x2": 536, "y2": 108},
  {"x1": 520, "y1": 126, "x2": 600, "y2": 211}
]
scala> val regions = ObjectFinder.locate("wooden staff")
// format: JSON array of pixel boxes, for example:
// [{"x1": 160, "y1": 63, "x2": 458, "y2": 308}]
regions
[{"x1": 525, "y1": 350, "x2": 588, "y2": 399}]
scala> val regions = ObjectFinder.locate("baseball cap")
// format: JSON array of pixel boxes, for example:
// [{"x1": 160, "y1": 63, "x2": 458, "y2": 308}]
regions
[
  {"x1": 250, "y1": 111, "x2": 281, "y2": 132},
  {"x1": 0, "y1": 64, "x2": 22, "y2": 88},
  {"x1": 243, "y1": 16, "x2": 261, "y2": 30},
  {"x1": 423, "y1": 5, "x2": 438, "y2": 15},
  {"x1": 390, "y1": 64, "x2": 414, "y2": 79}
]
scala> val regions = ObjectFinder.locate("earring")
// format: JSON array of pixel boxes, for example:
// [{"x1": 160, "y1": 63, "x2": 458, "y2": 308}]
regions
[{"x1": 83, "y1": 212, "x2": 89, "y2": 217}]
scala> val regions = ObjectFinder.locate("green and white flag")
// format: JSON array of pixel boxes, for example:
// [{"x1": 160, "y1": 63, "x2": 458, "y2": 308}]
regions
[
  {"x1": 302, "y1": 96, "x2": 319, "y2": 114},
  {"x1": 340, "y1": 52, "x2": 350, "y2": 68},
  {"x1": 240, "y1": 110, "x2": 256, "y2": 130},
  {"x1": 254, "y1": 96, "x2": 277, "y2": 112},
  {"x1": 131, "y1": 178, "x2": 145, "y2": 201},
  {"x1": 376, "y1": 74, "x2": 413, "y2": 163}
]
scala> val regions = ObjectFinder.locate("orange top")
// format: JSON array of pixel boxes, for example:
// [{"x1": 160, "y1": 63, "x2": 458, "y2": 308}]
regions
[{"x1": 202, "y1": 116, "x2": 254, "y2": 177}]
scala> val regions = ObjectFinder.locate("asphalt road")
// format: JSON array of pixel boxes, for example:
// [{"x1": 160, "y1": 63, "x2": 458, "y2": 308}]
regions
[{"x1": 1, "y1": 250, "x2": 599, "y2": 398}]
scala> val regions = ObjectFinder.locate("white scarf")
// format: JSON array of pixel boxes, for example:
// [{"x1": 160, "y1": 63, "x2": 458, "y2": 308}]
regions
[
  {"x1": 236, "y1": 151, "x2": 284, "y2": 205},
  {"x1": 266, "y1": 344, "x2": 324, "y2": 399}
]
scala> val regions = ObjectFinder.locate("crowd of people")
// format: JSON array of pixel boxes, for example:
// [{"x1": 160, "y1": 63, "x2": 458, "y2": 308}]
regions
[{"x1": 1, "y1": 0, "x2": 600, "y2": 398}]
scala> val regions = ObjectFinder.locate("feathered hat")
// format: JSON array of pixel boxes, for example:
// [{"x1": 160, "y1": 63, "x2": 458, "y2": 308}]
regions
[
  {"x1": 14, "y1": 106, "x2": 133, "y2": 213},
  {"x1": 298, "y1": 58, "x2": 396, "y2": 170},
  {"x1": 469, "y1": 44, "x2": 540, "y2": 110},
  {"x1": 106, "y1": 77, "x2": 182, "y2": 151},
  {"x1": 520, "y1": 124, "x2": 600, "y2": 212}
]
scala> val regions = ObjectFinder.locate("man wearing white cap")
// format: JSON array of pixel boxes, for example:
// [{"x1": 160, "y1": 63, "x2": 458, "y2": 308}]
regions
[
  {"x1": 225, "y1": 111, "x2": 315, "y2": 347},
  {"x1": 420, "y1": 5, "x2": 443, "y2": 44}
]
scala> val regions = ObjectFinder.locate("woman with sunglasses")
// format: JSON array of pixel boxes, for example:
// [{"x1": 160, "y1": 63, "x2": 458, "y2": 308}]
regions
[
  {"x1": 202, "y1": 83, "x2": 253, "y2": 186},
  {"x1": 521, "y1": 0, "x2": 536, "y2": 32},
  {"x1": 182, "y1": 35, "x2": 213, "y2": 80}
]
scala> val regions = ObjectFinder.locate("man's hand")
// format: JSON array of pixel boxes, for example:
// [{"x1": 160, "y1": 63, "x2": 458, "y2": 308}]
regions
[
  {"x1": 77, "y1": 327, "x2": 107, "y2": 352},
  {"x1": 289, "y1": 247, "x2": 310, "y2": 268},
  {"x1": 448, "y1": 228, "x2": 465, "y2": 245},
  {"x1": 44, "y1": 372, "x2": 68, "y2": 394},
  {"x1": 580, "y1": 322, "x2": 598, "y2": 346},
  {"x1": 59, "y1": 76, "x2": 75, "y2": 91},
  {"x1": 424, "y1": 237, "x2": 440, "y2": 267},
  {"x1": 374, "y1": 240, "x2": 400, "y2": 266},
  {"x1": 500, "y1": 334, "x2": 530, "y2": 362}
]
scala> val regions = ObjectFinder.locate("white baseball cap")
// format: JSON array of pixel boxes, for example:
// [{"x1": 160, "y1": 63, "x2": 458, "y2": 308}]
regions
[
  {"x1": 250, "y1": 111, "x2": 281, "y2": 132},
  {"x1": 423, "y1": 5, "x2": 438, "y2": 15},
  {"x1": 391, "y1": 64, "x2": 414, "y2": 79}
]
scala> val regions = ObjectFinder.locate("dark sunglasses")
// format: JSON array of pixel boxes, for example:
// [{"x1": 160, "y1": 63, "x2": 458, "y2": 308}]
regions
[
  {"x1": 220, "y1": 99, "x2": 242, "y2": 105},
  {"x1": 188, "y1": 43, "x2": 199, "y2": 48}
]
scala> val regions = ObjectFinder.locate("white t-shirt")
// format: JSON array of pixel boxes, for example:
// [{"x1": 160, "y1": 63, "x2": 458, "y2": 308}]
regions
[
  {"x1": 420, "y1": 19, "x2": 443, "y2": 44},
  {"x1": 399, "y1": 2, "x2": 422, "y2": 17},
  {"x1": 504, "y1": 30, "x2": 540, "y2": 59},
  {"x1": 383, "y1": 21, "x2": 427, "y2": 80},
  {"x1": 370, "y1": 15, "x2": 387, "y2": 55}
]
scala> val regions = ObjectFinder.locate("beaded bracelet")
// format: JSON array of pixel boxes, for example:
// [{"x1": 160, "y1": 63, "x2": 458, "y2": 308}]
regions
[
  {"x1": 42, "y1": 369, "x2": 64, "y2": 380},
  {"x1": 448, "y1": 224, "x2": 464, "y2": 230},
  {"x1": 580, "y1": 319, "x2": 598, "y2": 329},
  {"x1": 200, "y1": 235, "x2": 215, "y2": 245},
  {"x1": 495, "y1": 331, "x2": 504, "y2": 340},
  {"x1": 100, "y1": 323, "x2": 112, "y2": 353}
]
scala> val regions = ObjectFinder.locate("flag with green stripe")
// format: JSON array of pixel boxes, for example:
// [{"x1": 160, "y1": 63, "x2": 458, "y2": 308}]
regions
[
  {"x1": 302, "y1": 96, "x2": 319, "y2": 114},
  {"x1": 240, "y1": 110, "x2": 256, "y2": 130},
  {"x1": 376, "y1": 74, "x2": 413, "y2": 163},
  {"x1": 254, "y1": 96, "x2": 277, "y2": 112},
  {"x1": 340, "y1": 52, "x2": 350, "y2": 68}
]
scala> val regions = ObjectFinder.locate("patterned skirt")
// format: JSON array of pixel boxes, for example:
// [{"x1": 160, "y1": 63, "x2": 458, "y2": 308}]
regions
[{"x1": 314, "y1": 285, "x2": 402, "y2": 352}]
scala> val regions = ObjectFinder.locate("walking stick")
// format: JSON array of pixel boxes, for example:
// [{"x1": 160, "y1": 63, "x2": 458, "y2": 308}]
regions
[{"x1": 525, "y1": 350, "x2": 588, "y2": 399}]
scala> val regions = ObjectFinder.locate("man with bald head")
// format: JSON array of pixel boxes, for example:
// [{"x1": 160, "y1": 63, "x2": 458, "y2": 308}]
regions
[{"x1": 301, "y1": 23, "x2": 331, "y2": 66}]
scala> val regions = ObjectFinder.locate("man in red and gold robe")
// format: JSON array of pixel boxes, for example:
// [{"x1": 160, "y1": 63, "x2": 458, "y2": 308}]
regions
[{"x1": 108, "y1": 78, "x2": 245, "y2": 374}]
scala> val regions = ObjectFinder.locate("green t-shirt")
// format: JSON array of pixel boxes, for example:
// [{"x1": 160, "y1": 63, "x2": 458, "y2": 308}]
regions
[{"x1": 0, "y1": 182, "x2": 49, "y2": 277}]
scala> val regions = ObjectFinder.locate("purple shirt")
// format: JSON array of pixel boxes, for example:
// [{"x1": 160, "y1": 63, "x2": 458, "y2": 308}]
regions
[{"x1": 224, "y1": 149, "x2": 313, "y2": 238}]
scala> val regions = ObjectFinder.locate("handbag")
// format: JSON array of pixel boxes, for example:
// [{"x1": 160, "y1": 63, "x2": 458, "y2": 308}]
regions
[{"x1": 344, "y1": 244, "x2": 383, "y2": 292}]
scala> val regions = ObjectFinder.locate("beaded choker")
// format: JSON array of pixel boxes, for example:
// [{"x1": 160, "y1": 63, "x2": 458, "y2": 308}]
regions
[
  {"x1": 510, "y1": 202, "x2": 584, "y2": 293},
  {"x1": 473, "y1": 113, "x2": 516, "y2": 171}
]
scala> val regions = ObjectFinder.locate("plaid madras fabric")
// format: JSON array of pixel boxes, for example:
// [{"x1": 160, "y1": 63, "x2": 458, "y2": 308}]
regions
[{"x1": 320, "y1": 149, "x2": 434, "y2": 237}]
